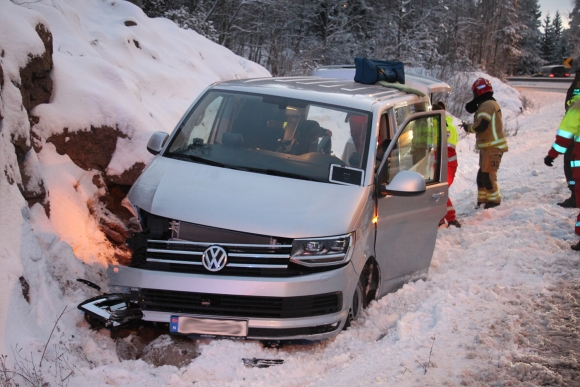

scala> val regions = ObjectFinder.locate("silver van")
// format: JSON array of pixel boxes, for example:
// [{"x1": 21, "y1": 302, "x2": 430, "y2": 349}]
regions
[{"x1": 79, "y1": 69, "x2": 451, "y2": 341}]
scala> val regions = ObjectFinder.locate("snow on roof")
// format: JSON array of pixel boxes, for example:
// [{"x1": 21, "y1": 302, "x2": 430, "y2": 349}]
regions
[
  {"x1": 214, "y1": 76, "x2": 416, "y2": 111},
  {"x1": 311, "y1": 65, "x2": 452, "y2": 96}
]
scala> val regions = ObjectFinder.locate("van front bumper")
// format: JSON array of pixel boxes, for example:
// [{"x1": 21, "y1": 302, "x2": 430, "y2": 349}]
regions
[{"x1": 108, "y1": 264, "x2": 357, "y2": 341}]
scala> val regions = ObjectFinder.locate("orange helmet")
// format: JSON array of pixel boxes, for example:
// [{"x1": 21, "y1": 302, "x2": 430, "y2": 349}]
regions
[{"x1": 471, "y1": 77, "x2": 493, "y2": 97}]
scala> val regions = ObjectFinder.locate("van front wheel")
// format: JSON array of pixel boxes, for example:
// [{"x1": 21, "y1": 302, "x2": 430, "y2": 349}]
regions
[{"x1": 344, "y1": 278, "x2": 364, "y2": 329}]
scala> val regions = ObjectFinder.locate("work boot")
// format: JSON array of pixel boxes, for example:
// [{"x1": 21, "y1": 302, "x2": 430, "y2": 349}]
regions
[
  {"x1": 475, "y1": 202, "x2": 485, "y2": 209},
  {"x1": 448, "y1": 220, "x2": 462, "y2": 228},
  {"x1": 484, "y1": 202, "x2": 500, "y2": 209},
  {"x1": 571, "y1": 241, "x2": 580, "y2": 251},
  {"x1": 557, "y1": 194, "x2": 576, "y2": 208}
]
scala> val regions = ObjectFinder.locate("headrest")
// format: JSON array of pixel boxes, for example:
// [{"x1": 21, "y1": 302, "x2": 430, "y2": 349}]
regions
[{"x1": 349, "y1": 115, "x2": 368, "y2": 152}]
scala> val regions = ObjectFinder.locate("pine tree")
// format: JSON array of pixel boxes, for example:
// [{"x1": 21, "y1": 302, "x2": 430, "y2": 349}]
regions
[
  {"x1": 487, "y1": 0, "x2": 523, "y2": 77},
  {"x1": 540, "y1": 13, "x2": 557, "y2": 64},
  {"x1": 568, "y1": 0, "x2": 580, "y2": 60},
  {"x1": 141, "y1": 0, "x2": 170, "y2": 18},
  {"x1": 128, "y1": 0, "x2": 563, "y2": 78},
  {"x1": 513, "y1": 0, "x2": 543, "y2": 75},
  {"x1": 163, "y1": 6, "x2": 219, "y2": 42},
  {"x1": 552, "y1": 11, "x2": 569, "y2": 63}
]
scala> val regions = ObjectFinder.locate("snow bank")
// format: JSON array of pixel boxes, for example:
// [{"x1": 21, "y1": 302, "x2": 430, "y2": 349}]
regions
[
  {"x1": 0, "y1": 0, "x2": 268, "y2": 372},
  {"x1": 3, "y1": 0, "x2": 269, "y2": 265},
  {"x1": 29, "y1": 0, "x2": 269, "y2": 175}
]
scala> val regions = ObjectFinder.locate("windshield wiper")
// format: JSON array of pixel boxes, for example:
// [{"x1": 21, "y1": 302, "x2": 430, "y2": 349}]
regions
[
  {"x1": 165, "y1": 152, "x2": 229, "y2": 168},
  {"x1": 243, "y1": 167, "x2": 321, "y2": 182},
  {"x1": 165, "y1": 154, "x2": 322, "y2": 181}
]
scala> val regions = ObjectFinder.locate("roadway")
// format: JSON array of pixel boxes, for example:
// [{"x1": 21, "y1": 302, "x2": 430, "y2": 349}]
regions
[{"x1": 506, "y1": 76, "x2": 573, "y2": 93}]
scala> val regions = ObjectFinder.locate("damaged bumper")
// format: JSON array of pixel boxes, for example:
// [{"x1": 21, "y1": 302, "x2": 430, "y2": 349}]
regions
[
  {"x1": 103, "y1": 264, "x2": 355, "y2": 341},
  {"x1": 77, "y1": 293, "x2": 143, "y2": 329}
]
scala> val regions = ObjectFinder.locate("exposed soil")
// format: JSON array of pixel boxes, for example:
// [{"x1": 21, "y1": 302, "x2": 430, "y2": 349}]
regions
[{"x1": 111, "y1": 323, "x2": 201, "y2": 368}]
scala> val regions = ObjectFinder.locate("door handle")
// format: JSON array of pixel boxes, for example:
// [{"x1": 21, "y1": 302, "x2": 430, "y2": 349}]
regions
[{"x1": 432, "y1": 192, "x2": 445, "y2": 201}]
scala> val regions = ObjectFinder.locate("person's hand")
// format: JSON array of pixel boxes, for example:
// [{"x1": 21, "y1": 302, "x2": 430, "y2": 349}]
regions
[
  {"x1": 544, "y1": 155, "x2": 555, "y2": 167},
  {"x1": 460, "y1": 122, "x2": 469, "y2": 132}
]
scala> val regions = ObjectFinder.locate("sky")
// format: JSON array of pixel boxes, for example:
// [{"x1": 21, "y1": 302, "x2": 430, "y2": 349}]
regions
[
  {"x1": 538, "y1": 0, "x2": 573, "y2": 27},
  {"x1": 2, "y1": 0, "x2": 580, "y2": 386}
]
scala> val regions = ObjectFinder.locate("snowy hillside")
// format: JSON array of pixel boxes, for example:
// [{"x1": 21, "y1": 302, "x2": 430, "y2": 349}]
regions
[
  {"x1": 2, "y1": 0, "x2": 579, "y2": 386},
  {"x1": 1, "y1": 0, "x2": 269, "y2": 266},
  {"x1": 0, "y1": 0, "x2": 268, "y2": 365}
]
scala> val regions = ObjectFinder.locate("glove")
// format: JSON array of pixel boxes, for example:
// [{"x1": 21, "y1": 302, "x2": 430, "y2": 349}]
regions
[
  {"x1": 544, "y1": 155, "x2": 554, "y2": 167},
  {"x1": 460, "y1": 122, "x2": 469, "y2": 132}
]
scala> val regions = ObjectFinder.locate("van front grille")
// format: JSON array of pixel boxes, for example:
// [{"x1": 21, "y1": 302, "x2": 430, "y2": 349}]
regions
[
  {"x1": 129, "y1": 218, "x2": 346, "y2": 276},
  {"x1": 140, "y1": 289, "x2": 342, "y2": 319}
]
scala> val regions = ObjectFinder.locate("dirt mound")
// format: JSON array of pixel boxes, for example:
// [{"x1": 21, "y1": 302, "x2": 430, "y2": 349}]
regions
[{"x1": 112, "y1": 325, "x2": 201, "y2": 368}]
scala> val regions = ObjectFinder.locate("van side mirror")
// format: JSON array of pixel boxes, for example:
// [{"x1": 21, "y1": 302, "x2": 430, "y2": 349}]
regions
[
  {"x1": 379, "y1": 170, "x2": 426, "y2": 197},
  {"x1": 147, "y1": 132, "x2": 169, "y2": 155}
]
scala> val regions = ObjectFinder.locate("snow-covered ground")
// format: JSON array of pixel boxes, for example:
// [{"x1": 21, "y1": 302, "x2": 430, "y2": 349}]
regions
[
  {"x1": 2, "y1": 1, "x2": 579, "y2": 386},
  {"x1": 54, "y1": 90, "x2": 574, "y2": 387},
  {"x1": 6, "y1": 91, "x2": 578, "y2": 386}
]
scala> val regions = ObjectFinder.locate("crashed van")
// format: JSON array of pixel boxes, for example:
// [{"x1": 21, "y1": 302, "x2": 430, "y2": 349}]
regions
[{"x1": 79, "y1": 66, "x2": 451, "y2": 341}]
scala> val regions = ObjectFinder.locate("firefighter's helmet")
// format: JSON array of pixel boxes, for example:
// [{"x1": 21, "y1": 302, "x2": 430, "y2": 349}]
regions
[{"x1": 471, "y1": 78, "x2": 493, "y2": 97}]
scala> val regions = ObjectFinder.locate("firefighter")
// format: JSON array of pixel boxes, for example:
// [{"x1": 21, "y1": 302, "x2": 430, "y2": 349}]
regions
[
  {"x1": 434, "y1": 101, "x2": 461, "y2": 228},
  {"x1": 461, "y1": 78, "x2": 508, "y2": 209},
  {"x1": 558, "y1": 69, "x2": 580, "y2": 208},
  {"x1": 544, "y1": 95, "x2": 580, "y2": 250}
]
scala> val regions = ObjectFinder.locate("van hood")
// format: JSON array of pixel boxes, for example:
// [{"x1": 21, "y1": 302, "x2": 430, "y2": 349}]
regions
[{"x1": 128, "y1": 157, "x2": 370, "y2": 238}]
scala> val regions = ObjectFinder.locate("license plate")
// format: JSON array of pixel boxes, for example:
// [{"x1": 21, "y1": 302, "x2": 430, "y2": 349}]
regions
[{"x1": 169, "y1": 315, "x2": 248, "y2": 337}]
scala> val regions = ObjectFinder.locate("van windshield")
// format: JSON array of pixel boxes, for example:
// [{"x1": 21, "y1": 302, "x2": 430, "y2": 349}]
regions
[{"x1": 165, "y1": 90, "x2": 372, "y2": 184}]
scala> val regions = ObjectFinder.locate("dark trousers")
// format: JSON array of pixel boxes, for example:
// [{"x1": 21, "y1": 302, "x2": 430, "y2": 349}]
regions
[
  {"x1": 565, "y1": 142, "x2": 574, "y2": 191},
  {"x1": 575, "y1": 181, "x2": 580, "y2": 236}
]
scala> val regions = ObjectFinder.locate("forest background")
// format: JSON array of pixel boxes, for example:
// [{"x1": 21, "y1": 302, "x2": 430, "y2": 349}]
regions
[{"x1": 129, "y1": 0, "x2": 580, "y2": 79}]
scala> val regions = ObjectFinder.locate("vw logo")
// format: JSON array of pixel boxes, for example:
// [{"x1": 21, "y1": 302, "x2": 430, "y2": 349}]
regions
[{"x1": 202, "y1": 246, "x2": 228, "y2": 272}]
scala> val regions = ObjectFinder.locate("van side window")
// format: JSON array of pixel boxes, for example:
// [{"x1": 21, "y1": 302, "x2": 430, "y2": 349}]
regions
[
  {"x1": 375, "y1": 114, "x2": 390, "y2": 167},
  {"x1": 382, "y1": 115, "x2": 441, "y2": 185},
  {"x1": 394, "y1": 102, "x2": 428, "y2": 127}
]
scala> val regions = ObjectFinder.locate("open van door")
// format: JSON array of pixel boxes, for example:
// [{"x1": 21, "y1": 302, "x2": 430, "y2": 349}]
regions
[{"x1": 374, "y1": 111, "x2": 447, "y2": 295}]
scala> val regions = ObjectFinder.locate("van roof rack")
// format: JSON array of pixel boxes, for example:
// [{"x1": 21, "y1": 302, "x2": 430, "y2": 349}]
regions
[{"x1": 311, "y1": 65, "x2": 451, "y2": 96}]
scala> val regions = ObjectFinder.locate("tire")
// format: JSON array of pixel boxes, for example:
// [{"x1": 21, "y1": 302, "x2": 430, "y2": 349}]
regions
[{"x1": 343, "y1": 278, "x2": 364, "y2": 330}]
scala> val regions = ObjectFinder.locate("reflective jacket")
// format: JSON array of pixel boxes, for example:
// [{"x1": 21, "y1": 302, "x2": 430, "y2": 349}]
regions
[
  {"x1": 446, "y1": 115, "x2": 458, "y2": 166},
  {"x1": 565, "y1": 75, "x2": 580, "y2": 111},
  {"x1": 468, "y1": 100, "x2": 508, "y2": 151},
  {"x1": 548, "y1": 97, "x2": 580, "y2": 177}
]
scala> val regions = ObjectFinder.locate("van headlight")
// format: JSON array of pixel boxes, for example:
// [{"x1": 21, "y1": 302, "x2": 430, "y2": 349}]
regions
[{"x1": 290, "y1": 233, "x2": 354, "y2": 267}]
